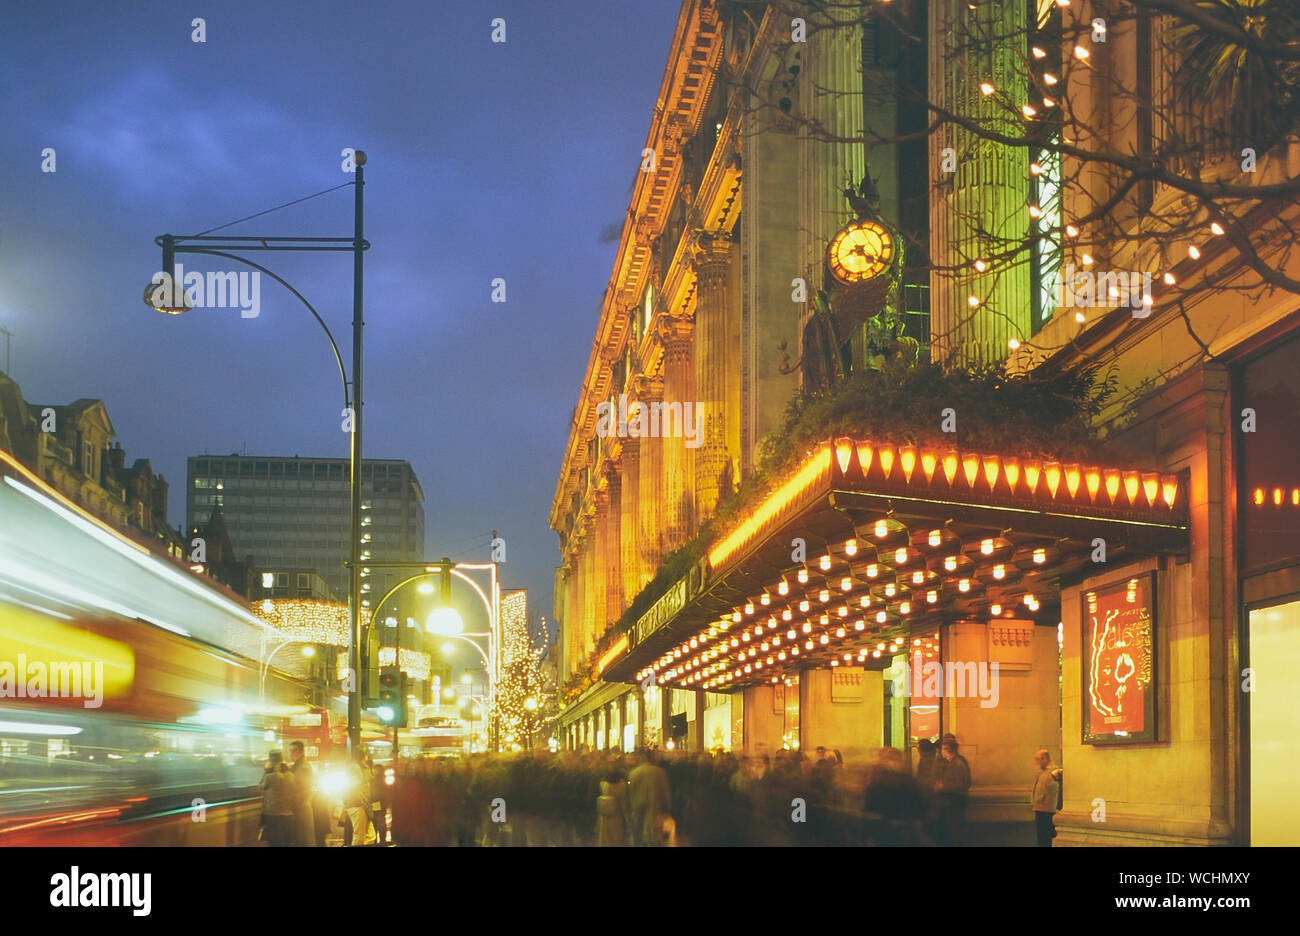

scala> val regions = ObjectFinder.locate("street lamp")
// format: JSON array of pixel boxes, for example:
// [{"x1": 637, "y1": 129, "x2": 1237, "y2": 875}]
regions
[
  {"x1": 427, "y1": 606, "x2": 464, "y2": 636},
  {"x1": 147, "y1": 153, "x2": 370, "y2": 757}
]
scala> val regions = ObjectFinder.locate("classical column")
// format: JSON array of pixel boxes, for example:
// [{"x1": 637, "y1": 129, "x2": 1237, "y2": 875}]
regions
[
  {"x1": 581, "y1": 519, "x2": 597, "y2": 657},
  {"x1": 658, "y1": 314, "x2": 696, "y2": 551},
  {"x1": 693, "y1": 688, "x2": 707, "y2": 753},
  {"x1": 562, "y1": 559, "x2": 577, "y2": 679},
  {"x1": 620, "y1": 438, "x2": 641, "y2": 605},
  {"x1": 661, "y1": 687, "x2": 674, "y2": 749},
  {"x1": 634, "y1": 376, "x2": 663, "y2": 588},
  {"x1": 604, "y1": 465, "x2": 623, "y2": 625},
  {"x1": 636, "y1": 685, "x2": 647, "y2": 751},
  {"x1": 927, "y1": 0, "x2": 1032, "y2": 362},
  {"x1": 591, "y1": 490, "x2": 609, "y2": 644},
  {"x1": 691, "y1": 234, "x2": 733, "y2": 523}
]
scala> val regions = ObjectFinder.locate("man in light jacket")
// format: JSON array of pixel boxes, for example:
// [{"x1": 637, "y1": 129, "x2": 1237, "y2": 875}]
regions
[
  {"x1": 259, "y1": 751, "x2": 297, "y2": 847},
  {"x1": 288, "y1": 740, "x2": 317, "y2": 846},
  {"x1": 1031, "y1": 749, "x2": 1061, "y2": 847}
]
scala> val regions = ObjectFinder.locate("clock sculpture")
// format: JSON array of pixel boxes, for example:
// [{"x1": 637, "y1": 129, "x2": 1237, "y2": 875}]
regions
[
  {"x1": 780, "y1": 173, "x2": 907, "y2": 393},
  {"x1": 827, "y1": 219, "x2": 894, "y2": 285}
]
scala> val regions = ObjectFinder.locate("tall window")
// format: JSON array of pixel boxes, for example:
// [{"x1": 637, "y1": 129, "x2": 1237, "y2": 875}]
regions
[{"x1": 1029, "y1": 0, "x2": 1063, "y2": 331}]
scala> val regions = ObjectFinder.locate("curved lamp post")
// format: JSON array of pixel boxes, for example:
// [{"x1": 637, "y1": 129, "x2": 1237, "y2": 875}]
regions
[
  {"x1": 365, "y1": 560, "x2": 501, "y2": 750},
  {"x1": 146, "y1": 153, "x2": 370, "y2": 756}
]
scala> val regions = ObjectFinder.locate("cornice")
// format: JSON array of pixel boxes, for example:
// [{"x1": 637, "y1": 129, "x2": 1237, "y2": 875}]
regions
[{"x1": 550, "y1": 0, "x2": 724, "y2": 531}]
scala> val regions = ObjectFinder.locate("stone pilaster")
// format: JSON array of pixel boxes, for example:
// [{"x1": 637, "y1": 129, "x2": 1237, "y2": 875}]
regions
[
  {"x1": 604, "y1": 465, "x2": 623, "y2": 626},
  {"x1": 591, "y1": 489, "x2": 609, "y2": 643},
  {"x1": 658, "y1": 314, "x2": 696, "y2": 551},
  {"x1": 927, "y1": 0, "x2": 1032, "y2": 362},
  {"x1": 691, "y1": 234, "x2": 733, "y2": 522},
  {"x1": 581, "y1": 518, "x2": 597, "y2": 657},
  {"x1": 634, "y1": 376, "x2": 664, "y2": 589},
  {"x1": 620, "y1": 438, "x2": 641, "y2": 605}
]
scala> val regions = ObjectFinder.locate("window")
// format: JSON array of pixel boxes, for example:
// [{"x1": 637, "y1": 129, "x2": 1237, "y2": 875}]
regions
[
  {"x1": 642, "y1": 283, "x2": 655, "y2": 339},
  {"x1": 82, "y1": 441, "x2": 94, "y2": 478},
  {"x1": 297, "y1": 573, "x2": 309, "y2": 588}
]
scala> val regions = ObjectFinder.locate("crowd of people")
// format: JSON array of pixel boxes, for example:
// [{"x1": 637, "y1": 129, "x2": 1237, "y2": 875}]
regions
[{"x1": 259, "y1": 733, "x2": 1060, "y2": 846}]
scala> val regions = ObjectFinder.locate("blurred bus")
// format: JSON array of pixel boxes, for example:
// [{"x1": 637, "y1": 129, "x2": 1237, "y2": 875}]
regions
[
  {"x1": 407, "y1": 708, "x2": 466, "y2": 757},
  {"x1": 0, "y1": 448, "x2": 342, "y2": 845}
]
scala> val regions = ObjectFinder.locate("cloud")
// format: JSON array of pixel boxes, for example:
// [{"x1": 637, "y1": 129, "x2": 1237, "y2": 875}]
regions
[{"x1": 54, "y1": 65, "x2": 295, "y2": 200}]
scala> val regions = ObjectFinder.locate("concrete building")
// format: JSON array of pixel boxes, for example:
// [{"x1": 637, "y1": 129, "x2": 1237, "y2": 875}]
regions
[
  {"x1": 551, "y1": 0, "x2": 1300, "y2": 847},
  {"x1": 186, "y1": 454, "x2": 425, "y2": 621}
]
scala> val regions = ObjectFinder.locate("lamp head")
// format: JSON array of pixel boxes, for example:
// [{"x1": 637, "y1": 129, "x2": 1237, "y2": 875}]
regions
[
  {"x1": 427, "y1": 606, "x2": 463, "y2": 636},
  {"x1": 144, "y1": 236, "x2": 192, "y2": 315}
]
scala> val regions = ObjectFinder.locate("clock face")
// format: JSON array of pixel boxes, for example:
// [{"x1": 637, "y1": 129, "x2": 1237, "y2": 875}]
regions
[{"x1": 828, "y1": 221, "x2": 893, "y2": 284}]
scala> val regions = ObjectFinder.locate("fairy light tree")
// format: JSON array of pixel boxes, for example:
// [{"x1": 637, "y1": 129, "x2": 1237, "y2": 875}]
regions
[{"x1": 497, "y1": 590, "x2": 551, "y2": 750}]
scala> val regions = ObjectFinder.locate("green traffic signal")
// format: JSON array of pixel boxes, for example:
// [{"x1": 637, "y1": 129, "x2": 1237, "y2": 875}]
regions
[{"x1": 377, "y1": 665, "x2": 406, "y2": 726}]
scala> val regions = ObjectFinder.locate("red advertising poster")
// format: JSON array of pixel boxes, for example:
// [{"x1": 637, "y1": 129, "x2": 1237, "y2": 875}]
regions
[{"x1": 1083, "y1": 573, "x2": 1157, "y2": 744}]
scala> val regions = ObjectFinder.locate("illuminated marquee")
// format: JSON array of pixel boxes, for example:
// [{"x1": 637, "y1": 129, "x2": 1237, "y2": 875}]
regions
[{"x1": 623, "y1": 439, "x2": 1185, "y2": 694}]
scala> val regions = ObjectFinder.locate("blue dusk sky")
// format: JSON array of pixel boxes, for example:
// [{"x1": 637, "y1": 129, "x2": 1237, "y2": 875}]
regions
[{"x1": 0, "y1": 0, "x2": 683, "y2": 637}]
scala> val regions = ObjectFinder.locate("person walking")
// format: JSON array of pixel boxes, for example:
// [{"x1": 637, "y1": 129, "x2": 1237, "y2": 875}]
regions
[
  {"x1": 1031, "y1": 749, "x2": 1061, "y2": 847},
  {"x1": 596, "y1": 773, "x2": 627, "y2": 846},
  {"x1": 627, "y1": 751, "x2": 672, "y2": 846},
  {"x1": 287, "y1": 741, "x2": 316, "y2": 846},
  {"x1": 864, "y1": 747, "x2": 924, "y2": 845},
  {"x1": 370, "y1": 762, "x2": 389, "y2": 845},
  {"x1": 344, "y1": 753, "x2": 376, "y2": 846},
  {"x1": 259, "y1": 751, "x2": 296, "y2": 847},
  {"x1": 932, "y1": 737, "x2": 971, "y2": 845}
]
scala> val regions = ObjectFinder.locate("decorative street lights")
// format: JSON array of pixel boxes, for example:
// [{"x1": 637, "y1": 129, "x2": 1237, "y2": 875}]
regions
[
  {"x1": 365, "y1": 559, "x2": 501, "y2": 750},
  {"x1": 146, "y1": 153, "x2": 370, "y2": 756}
]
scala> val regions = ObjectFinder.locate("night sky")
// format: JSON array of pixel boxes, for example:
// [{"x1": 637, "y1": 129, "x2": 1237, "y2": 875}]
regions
[{"x1": 0, "y1": 1, "x2": 682, "y2": 635}]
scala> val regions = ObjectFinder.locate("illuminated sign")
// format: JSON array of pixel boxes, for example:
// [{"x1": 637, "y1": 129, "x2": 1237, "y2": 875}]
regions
[
  {"x1": 596, "y1": 634, "x2": 629, "y2": 675},
  {"x1": 630, "y1": 568, "x2": 697, "y2": 649},
  {"x1": 1082, "y1": 572, "x2": 1157, "y2": 744}
]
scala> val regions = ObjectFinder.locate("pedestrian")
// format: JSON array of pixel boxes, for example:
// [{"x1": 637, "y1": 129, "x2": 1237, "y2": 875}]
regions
[
  {"x1": 344, "y1": 753, "x2": 376, "y2": 846},
  {"x1": 627, "y1": 751, "x2": 672, "y2": 846},
  {"x1": 914, "y1": 738, "x2": 939, "y2": 794},
  {"x1": 370, "y1": 762, "x2": 390, "y2": 845},
  {"x1": 259, "y1": 751, "x2": 296, "y2": 847},
  {"x1": 864, "y1": 747, "x2": 924, "y2": 845},
  {"x1": 1031, "y1": 749, "x2": 1061, "y2": 847},
  {"x1": 596, "y1": 774, "x2": 627, "y2": 846},
  {"x1": 932, "y1": 737, "x2": 971, "y2": 845},
  {"x1": 286, "y1": 741, "x2": 317, "y2": 846}
]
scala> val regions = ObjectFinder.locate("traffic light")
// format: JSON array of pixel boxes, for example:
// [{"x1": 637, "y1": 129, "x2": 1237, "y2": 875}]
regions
[{"x1": 376, "y1": 665, "x2": 406, "y2": 727}]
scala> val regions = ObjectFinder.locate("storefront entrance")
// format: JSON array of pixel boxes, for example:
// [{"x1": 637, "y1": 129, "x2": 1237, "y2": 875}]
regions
[{"x1": 1247, "y1": 598, "x2": 1300, "y2": 846}]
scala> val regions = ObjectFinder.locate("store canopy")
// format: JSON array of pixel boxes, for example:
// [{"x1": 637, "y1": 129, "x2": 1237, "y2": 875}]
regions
[{"x1": 599, "y1": 439, "x2": 1189, "y2": 690}]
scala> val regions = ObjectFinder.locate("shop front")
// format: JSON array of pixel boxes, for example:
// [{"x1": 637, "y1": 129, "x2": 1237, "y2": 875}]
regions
[{"x1": 591, "y1": 437, "x2": 1188, "y2": 827}]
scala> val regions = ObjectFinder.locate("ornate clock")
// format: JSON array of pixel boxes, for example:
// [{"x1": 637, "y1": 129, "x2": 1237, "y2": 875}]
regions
[{"x1": 827, "y1": 220, "x2": 893, "y2": 284}]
